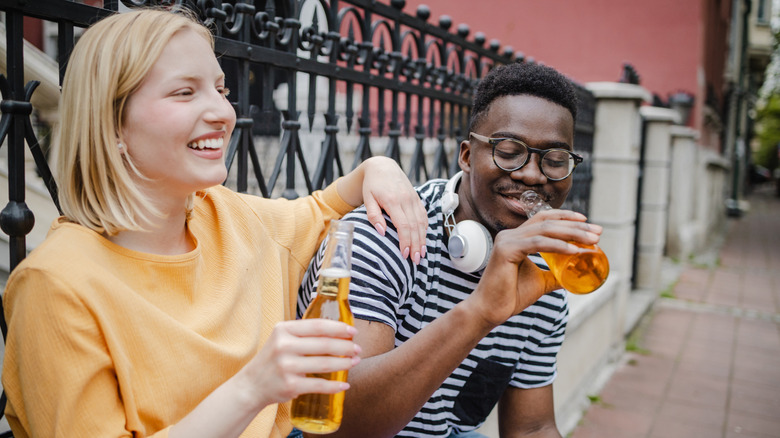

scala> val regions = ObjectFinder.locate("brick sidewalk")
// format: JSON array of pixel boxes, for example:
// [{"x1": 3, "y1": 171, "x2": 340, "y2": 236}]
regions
[{"x1": 569, "y1": 184, "x2": 780, "y2": 438}]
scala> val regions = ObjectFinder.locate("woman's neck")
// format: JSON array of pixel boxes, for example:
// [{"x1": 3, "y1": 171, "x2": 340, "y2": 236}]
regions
[{"x1": 105, "y1": 205, "x2": 195, "y2": 255}]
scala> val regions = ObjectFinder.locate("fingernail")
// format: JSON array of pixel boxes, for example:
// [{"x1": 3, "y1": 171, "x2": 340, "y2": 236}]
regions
[
  {"x1": 374, "y1": 223, "x2": 385, "y2": 235},
  {"x1": 340, "y1": 382, "x2": 351, "y2": 390},
  {"x1": 421, "y1": 247, "x2": 426, "y2": 258},
  {"x1": 402, "y1": 247, "x2": 410, "y2": 259},
  {"x1": 346, "y1": 326, "x2": 358, "y2": 336},
  {"x1": 413, "y1": 251, "x2": 420, "y2": 264},
  {"x1": 351, "y1": 356, "x2": 361, "y2": 366}
]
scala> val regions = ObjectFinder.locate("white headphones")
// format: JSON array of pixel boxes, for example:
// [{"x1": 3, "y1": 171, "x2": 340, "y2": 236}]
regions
[{"x1": 442, "y1": 171, "x2": 493, "y2": 273}]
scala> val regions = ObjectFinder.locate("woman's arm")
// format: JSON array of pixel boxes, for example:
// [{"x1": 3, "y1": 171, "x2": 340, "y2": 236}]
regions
[
  {"x1": 170, "y1": 319, "x2": 360, "y2": 438},
  {"x1": 335, "y1": 156, "x2": 428, "y2": 263},
  {"x1": 4, "y1": 270, "x2": 360, "y2": 438}
]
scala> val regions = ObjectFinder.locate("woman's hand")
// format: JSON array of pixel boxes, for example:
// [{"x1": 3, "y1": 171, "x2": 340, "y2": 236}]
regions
[
  {"x1": 170, "y1": 320, "x2": 360, "y2": 438},
  {"x1": 338, "y1": 156, "x2": 428, "y2": 263},
  {"x1": 238, "y1": 319, "x2": 361, "y2": 409}
]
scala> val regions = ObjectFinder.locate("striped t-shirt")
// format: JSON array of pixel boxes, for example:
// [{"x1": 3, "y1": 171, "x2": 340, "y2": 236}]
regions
[{"x1": 298, "y1": 178, "x2": 569, "y2": 437}]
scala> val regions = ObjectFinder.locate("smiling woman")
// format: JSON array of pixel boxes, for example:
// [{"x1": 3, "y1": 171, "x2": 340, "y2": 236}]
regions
[
  {"x1": 53, "y1": 8, "x2": 219, "y2": 237},
  {"x1": 0, "y1": 6, "x2": 429, "y2": 438},
  {"x1": 118, "y1": 27, "x2": 236, "y2": 251}
]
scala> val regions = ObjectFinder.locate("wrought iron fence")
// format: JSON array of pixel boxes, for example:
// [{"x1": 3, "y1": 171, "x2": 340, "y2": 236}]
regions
[{"x1": 0, "y1": 0, "x2": 594, "y2": 432}]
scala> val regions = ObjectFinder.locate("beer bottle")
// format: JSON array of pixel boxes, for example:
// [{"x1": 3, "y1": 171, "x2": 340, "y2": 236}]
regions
[
  {"x1": 520, "y1": 191, "x2": 609, "y2": 294},
  {"x1": 291, "y1": 220, "x2": 355, "y2": 433}
]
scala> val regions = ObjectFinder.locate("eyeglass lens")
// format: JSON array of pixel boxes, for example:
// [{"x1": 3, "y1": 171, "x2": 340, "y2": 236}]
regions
[{"x1": 493, "y1": 139, "x2": 575, "y2": 180}]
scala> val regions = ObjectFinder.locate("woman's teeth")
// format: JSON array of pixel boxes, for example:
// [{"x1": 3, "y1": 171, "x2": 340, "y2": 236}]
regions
[{"x1": 188, "y1": 138, "x2": 223, "y2": 150}]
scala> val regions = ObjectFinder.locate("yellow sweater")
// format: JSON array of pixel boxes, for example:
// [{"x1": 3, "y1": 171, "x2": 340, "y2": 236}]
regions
[{"x1": 2, "y1": 183, "x2": 353, "y2": 438}]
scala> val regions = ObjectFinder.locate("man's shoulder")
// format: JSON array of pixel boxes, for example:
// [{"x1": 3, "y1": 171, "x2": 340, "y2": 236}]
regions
[
  {"x1": 343, "y1": 178, "x2": 445, "y2": 222},
  {"x1": 416, "y1": 178, "x2": 447, "y2": 203}
]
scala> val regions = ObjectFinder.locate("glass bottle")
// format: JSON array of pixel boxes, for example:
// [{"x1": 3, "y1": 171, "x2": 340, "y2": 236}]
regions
[
  {"x1": 290, "y1": 220, "x2": 355, "y2": 434},
  {"x1": 519, "y1": 191, "x2": 609, "y2": 294}
]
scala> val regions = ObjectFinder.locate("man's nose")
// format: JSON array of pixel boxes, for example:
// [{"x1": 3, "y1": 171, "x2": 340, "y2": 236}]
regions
[{"x1": 509, "y1": 153, "x2": 548, "y2": 185}]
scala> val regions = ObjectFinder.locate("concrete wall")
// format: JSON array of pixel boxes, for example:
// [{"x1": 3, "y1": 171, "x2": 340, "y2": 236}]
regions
[
  {"x1": 549, "y1": 84, "x2": 730, "y2": 437},
  {"x1": 549, "y1": 82, "x2": 650, "y2": 435}
]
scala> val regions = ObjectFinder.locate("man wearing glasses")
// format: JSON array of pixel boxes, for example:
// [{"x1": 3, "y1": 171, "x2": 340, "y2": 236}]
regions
[{"x1": 298, "y1": 62, "x2": 602, "y2": 438}]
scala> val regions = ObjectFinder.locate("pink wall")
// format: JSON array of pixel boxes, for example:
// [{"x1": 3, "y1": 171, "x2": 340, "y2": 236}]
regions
[{"x1": 397, "y1": 0, "x2": 703, "y2": 105}]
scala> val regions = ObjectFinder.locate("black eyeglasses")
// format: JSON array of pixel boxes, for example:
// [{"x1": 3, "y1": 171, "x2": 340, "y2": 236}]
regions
[{"x1": 469, "y1": 132, "x2": 583, "y2": 181}]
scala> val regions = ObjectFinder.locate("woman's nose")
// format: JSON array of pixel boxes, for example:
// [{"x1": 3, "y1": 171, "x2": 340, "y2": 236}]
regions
[{"x1": 205, "y1": 93, "x2": 236, "y2": 126}]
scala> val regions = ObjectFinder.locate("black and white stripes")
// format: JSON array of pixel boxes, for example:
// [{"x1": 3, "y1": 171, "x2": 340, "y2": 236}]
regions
[{"x1": 298, "y1": 179, "x2": 569, "y2": 437}]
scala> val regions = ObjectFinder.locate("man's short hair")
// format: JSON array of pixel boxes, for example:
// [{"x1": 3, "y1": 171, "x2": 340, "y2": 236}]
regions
[{"x1": 469, "y1": 62, "x2": 579, "y2": 131}]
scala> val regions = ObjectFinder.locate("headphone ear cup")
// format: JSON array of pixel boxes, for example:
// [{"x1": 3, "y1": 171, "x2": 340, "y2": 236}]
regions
[{"x1": 448, "y1": 220, "x2": 493, "y2": 273}]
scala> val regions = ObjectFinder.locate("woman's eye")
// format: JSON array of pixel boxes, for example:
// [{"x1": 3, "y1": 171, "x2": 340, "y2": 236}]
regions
[
  {"x1": 173, "y1": 89, "x2": 194, "y2": 97},
  {"x1": 219, "y1": 87, "x2": 231, "y2": 98}
]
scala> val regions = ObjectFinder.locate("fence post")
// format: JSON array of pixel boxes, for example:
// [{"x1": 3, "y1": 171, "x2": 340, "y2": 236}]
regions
[
  {"x1": 584, "y1": 81, "x2": 650, "y2": 333},
  {"x1": 666, "y1": 126, "x2": 701, "y2": 260},
  {"x1": 635, "y1": 106, "x2": 678, "y2": 290}
]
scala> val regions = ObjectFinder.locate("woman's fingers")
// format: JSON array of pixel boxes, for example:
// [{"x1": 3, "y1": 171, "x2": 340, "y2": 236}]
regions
[
  {"x1": 242, "y1": 320, "x2": 362, "y2": 405},
  {"x1": 365, "y1": 190, "x2": 427, "y2": 263},
  {"x1": 281, "y1": 354, "x2": 361, "y2": 376},
  {"x1": 360, "y1": 158, "x2": 428, "y2": 263},
  {"x1": 278, "y1": 318, "x2": 357, "y2": 340}
]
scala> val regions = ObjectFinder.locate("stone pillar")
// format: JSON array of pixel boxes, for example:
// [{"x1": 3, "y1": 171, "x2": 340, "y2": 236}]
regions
[
  {"x1": 635, "y1": 107, "x2": 677, "y2": 290},
  {"x1": 666, "y1": 126, "x2": 699, "y2": 260},
  {"x1": 586, "y1": 82, "x2": 651, "y2": 283},
  {"x1": 584, "y1": 82, "x2": 650, "y2": 341}
]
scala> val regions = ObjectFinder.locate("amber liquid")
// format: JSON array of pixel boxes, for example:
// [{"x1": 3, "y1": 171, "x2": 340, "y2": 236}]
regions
[
  {"x1": 290, "y1": 268, "x2": 354, "y2": 434},
  {"x1": 539, "y1": 242, "x2": 610, "y2": 294}
]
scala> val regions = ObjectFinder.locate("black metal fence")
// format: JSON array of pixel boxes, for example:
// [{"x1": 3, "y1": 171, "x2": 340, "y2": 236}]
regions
[{"x1": 0, "y1": 0, "x2": 594, "y2": 432}]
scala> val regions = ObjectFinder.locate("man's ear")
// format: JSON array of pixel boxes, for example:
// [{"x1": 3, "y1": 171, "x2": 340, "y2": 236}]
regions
[{"x1": 458, "y1": 138, "x2": 472, "y2": 173}]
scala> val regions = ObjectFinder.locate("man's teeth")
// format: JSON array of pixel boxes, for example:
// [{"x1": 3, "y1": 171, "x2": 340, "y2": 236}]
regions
[{"x1": 188, "y1": 138, "x2": 223, "y2": 150}]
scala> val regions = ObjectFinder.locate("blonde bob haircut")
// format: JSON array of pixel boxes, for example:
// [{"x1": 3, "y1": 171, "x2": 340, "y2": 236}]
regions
[{"x1": 53, "y1": 7, "x2": 214, "y2": 235}]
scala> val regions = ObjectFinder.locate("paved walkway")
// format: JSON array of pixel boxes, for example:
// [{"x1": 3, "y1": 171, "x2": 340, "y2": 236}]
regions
[{"x1": 569, "y1": 184, "x2": 780, "y2": 438}]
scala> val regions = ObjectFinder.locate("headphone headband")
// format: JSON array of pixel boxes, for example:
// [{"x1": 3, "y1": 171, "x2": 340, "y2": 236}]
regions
[
  {"x1": 442, "y1": 171, "x2": 463, "y2": 215},
  {"x1": 441, "y1": 170, "x2": 492, "y2": 273}
]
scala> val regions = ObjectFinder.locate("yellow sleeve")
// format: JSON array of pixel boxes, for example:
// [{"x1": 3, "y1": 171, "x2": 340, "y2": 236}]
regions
[
  {"x1": 233, "y1": 178, "x2": 354, "y2": 274},
  {"x1": 291, "y1": 177, "x2": 356, "y2": 261},
  {"x1": 2, "y1": 268, "x2": 169, "y2": 438}
]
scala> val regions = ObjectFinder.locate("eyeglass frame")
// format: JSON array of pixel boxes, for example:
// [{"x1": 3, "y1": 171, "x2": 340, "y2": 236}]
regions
[{"x1": 469, "y1": 132, "x2": 583, "y2": 181}]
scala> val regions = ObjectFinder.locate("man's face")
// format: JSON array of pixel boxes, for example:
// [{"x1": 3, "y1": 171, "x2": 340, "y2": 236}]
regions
[{"x1": 457, "y1": 94, "x2": 575, "y2": 235}]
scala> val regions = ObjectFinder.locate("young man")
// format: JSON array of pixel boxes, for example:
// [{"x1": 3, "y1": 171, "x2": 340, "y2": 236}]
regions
[{"x1": 299, "y1": 62, "x2": 602, "y2": 437}]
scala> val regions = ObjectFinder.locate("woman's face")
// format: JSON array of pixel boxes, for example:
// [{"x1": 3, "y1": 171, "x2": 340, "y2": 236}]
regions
[{"x1": 122, "y1": 28, "x2": 236, "y2": 204}]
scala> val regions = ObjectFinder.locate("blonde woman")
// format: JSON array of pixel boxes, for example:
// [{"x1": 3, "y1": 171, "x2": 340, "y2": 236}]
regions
[{"x1": 1, "y1": 8, "x2": 427, "y2": 438}]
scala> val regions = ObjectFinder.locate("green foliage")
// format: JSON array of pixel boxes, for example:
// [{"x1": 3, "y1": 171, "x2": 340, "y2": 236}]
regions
[
  {"x1": 659, "y1": 278, "x2": 677, "y2": 299},
  {"x1": 625, "y1": 325, "x2": 651, "y2": 355},
  {"x1": 755, "y1": 93, "x2": 780, "y2": 171},
  {"x1": 587, "y1": 395, "x2": 602, "y2": 403},
  {"x1": 625, "y1": 337, "x2": 650, "y2": 355}
]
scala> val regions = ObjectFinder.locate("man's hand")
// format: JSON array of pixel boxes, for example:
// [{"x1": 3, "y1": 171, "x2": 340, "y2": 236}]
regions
[{"x1": 463, "y1": 209, "x2": 602, "y2": 327}]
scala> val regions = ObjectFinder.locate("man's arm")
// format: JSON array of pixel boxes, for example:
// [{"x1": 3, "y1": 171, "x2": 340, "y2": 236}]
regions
[
  {"x1": 305, "y1": 208, "x2": 598, "y2": 438},
  {"x1": 319, "y1": 303, "x2": 498, "y2": 438},
  {"x1": 498, "y1": 385, "x2": 562, "y2": 438}
]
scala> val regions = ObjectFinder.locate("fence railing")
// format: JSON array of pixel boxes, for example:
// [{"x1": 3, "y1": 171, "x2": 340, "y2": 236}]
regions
[{"x1": 0, "y1": 0, "x2": 594, "y2": 432}]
